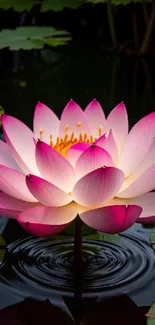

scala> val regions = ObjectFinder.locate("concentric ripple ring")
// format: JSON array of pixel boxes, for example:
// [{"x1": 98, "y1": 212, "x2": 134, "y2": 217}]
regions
[{"x1": 0, "y1": 232, "x2": 155, "y2": 298}]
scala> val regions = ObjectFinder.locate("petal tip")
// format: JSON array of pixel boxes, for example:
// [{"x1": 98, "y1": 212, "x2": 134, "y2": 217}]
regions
[
  {"x1": 65, "y1": 99, "x2": 79, "y2": 110},
  {"x1": 118, "y1": 101, "x2": 126, "y2": 110},
  {"x1": 147, "y1": 111, "x2": 155, "y2": 120},
  {"x1": 1, "y1": 114, "x2": 11, "y2": 123},
  {"x1": 26, "y1": 174, "x2": 32, "y2": 179},
  {"x1": 35, "y1": 101, "x2": 44, "y2": 110}
]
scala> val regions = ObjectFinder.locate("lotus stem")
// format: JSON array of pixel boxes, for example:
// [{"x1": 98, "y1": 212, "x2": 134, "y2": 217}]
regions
[{"x1": 74, "y1": 215, "x2": 83, "y2": 297}]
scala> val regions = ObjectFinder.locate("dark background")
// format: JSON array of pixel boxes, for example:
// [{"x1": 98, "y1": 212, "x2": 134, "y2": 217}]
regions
[{"x1": 0, "y1": 2, "x2": 155, "y2": 324}]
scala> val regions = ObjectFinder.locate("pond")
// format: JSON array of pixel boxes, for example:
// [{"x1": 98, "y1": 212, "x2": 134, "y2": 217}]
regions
[{"x1": 0, "y1": 40, "x2": 155, "y2": 324}]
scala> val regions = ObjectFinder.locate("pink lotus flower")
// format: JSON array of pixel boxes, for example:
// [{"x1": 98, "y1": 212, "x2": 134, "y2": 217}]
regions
[{"x1": 0, "y1": 99, "x2": 154, "y2": 237}]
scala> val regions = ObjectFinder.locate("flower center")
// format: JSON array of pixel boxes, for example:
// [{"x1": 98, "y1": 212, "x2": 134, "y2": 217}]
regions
[{"x1": 39, "y1": 123, "x2": 103, "y2": 158}]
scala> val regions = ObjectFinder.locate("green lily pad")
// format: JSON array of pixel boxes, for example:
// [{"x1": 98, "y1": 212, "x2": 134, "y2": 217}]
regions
[
  {"x1": 0, "y1": 235, "x2": 6, "y2": 264},
  {"x1": 0, "y1": 27, "x2": 71, "y2": 50},
  {"x1": 86, "y1": 0, "x2": 152, "y2": 4},
  {"x1": 0, "y1": 0, "x2": 39, "y2": 11},
  {"x1": 99, "y1": 232, "x2": 120, "y2": 242},
  {"x1": 41, "y1": 0, "x2": 82, "y2": 12},
  {"x1": 0, "y1": 0, "x2": 83, "y2": 12},
  {"x1": 85, "y1": 232, "x2": 120, "y2": 242},
  {"x1": 146, "y1": 302, "x2": 155, "y2": 324},
  {"x1": 150, "y1": 228, "x2": 155, "y2": 250}
]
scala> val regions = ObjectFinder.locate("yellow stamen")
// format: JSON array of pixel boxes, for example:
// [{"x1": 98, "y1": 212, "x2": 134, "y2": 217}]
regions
[
  {"x1": 65, "y1": 125, "x2": 69, "y2": 133},
  {"x1": 98, "y1": 125, "x2": 102, "y2": 137},
  {"x1": 40, "y1": 129, "x2": 44, "y2": 141},
  {"x1": 56, "y1": 137, "x2": 60, "y2": 145},
  {"x1": 90, "y1": 135, "x2": 93, "y2": 144},
  {"x1": 52, "y1": 128, "x2": 97, "y2": 159},
  {"x1": 50, "y1": 134, "x2": 53, "y2": 146},
  {"x1": 77, "y1": 121, "x2": 82, "y2": 127},
  {"x1": 70, "y1": 132, "x2": 75, "y2": 142},
  {"x1": 64, "y1": 133, "x2": 68, "y2": 142},
  {"x1": 84, "y1": 133, "x2": 87, "y2": 141},
  {"x1": 79, "y1": 133, "x2": 83, "y2": 142}
]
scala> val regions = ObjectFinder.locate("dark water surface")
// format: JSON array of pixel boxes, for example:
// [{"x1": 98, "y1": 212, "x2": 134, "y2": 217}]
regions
[
  {"x1": 0, "y1": 42, "x2": 155, "y2": 323},
  {"x1": 0, "y1": 225, "x2": 155, "y2": 298}
]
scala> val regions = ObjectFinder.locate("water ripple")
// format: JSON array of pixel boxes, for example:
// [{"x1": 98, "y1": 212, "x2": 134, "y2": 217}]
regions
[{"x1": 0, "y1": 233, "x2": 155, "y2": 297}]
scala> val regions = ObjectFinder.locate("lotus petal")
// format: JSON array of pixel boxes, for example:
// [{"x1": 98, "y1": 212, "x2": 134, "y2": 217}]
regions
[
  {"x1": 59, "y1": 100, "x2": 91, "y2": 137},
  {"x1": 36, "y1": 141, "x2": 76, "y2": 192},
  {"x1": 107, "y1": 193, "x2": 155, "y2": 224},
  {"x1": 75, "y1": 144, "x2": 114, "y2": 180},
  {"x1": 67, "y1": 142, "x2": 90, "y2": 167},
  {"x1": 2, "y1": 115, "x2": 39, "y2": 175},
  {"x1": 72, "y1": 166, "x2": 124, "y2": 207},
  {"x1": 0, "y1": 140, "x2": 20, "y2": 170},
  {"x1": 33, "y1": 102, "x2": 60, "y2": 143},
  {"x1": 95, "y1": 130, "x2": 118, "y2": 164},
  {"x1": 0, "y1": 165, "x2": 37, "y2": 202},
  {"x1": 80, "y1": 205, "x2": 142, "y2": 233},
  {"x1": 84, "y1": 99, "x2": 106, "y2": 136},
  {"x1": 26, "y1": 175, "x2": 72, "y2": 206},
  {"x1": 131, "y1": 193, "x2": 155, "y2": 223},
  {"x1": 118, "y1": 112, "x2": 155, "y2": 177},
  {"x1": 17, "y1": 203, "x2": 77, "y2": 236},
  {"x1": 106, "y1": 102, "x2": 128, "y2": 154},
  {"x1": 118, "y1": 162, "x2": 155, "y2": 198},
  {"x1": 0, "y1": 192, "x2": 38, "y2": 218}
]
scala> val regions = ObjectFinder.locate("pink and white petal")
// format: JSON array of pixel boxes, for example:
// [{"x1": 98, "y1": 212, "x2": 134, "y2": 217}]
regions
[
  {"x1": 0, "y1": 165, "x2": 37, "y2": 202},
  {"x1": 131, "y1": 193, "x2": 155, "y2": 223},
  {"x1": 80, "y1": 205, "x2": 142, "y2": 233},
  {"x1": 118, "y1": 112, "x2": 155, "y2": 177},
  {"x1": 118, "y1": 162, "x2": 155, "y2": 198},
  {"x1": 137, "y1": 216, "x2": 155, "y2": 224},
  {"x1": 19, "y1": 222, "x2": 68, "y2": 237},
  {"x1": 95, "y1": 130, "x2": 118, "y2": 164},
  {"x1": 106, "y1": 102, "x2": 128, "y2": 155},
  {"x1": 2, "y1": 115, "x2": 40, "y2": 175},
  {"x1": 0, "y1": 140, "x2": 20, "y2": 170},
  {"x1": 105, "y1": 193, "x2": 155, "y2": 224},
  {"x1": 0, "y1": 209, "x2": 17, "y2": 218},
  {"x1": 59, "y1": 100, "x2": 91, "y2": 137},
  {"x1": 17, "y1": 203, "x2": 78, "y2": 236},
  {"x1": 84, "y1": 99, "x2": 106, "y2": 136},
  {"x1": 36, "y1": 141, "x2": 76, "y2": 192},
  {"x1": 67, "y1": 142, "x2": 90, "y2": 167},
  {"x1": 72, "y1": 166, "x2": 124, "y2": 207},
  {"x1": 33, "y1": 102, "x2": 60, "y2": 143},
  {"x1": 75, "y1": 145, "x2": 114, "y2": 180},
  {"x1": 117, "y1": 141, "x2": 155, "y2": 197},
  {"x1": 130, "y1": 140, "x2": 155, "y2": 177},
  {"x1": 0, "y1": 192, "x2": 39, "y2": 218},
  {"x1": 26, "y1": 175, "x2": 72, "y2": 206}
]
